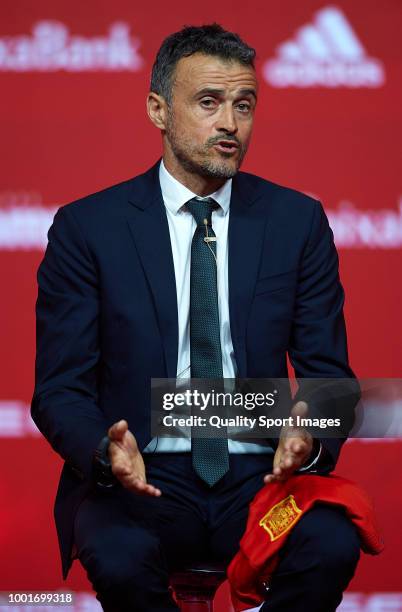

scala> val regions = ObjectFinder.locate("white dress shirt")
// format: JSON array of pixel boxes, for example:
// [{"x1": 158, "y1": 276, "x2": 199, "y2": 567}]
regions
[{"x1": 143, "y1": 159, "x2": 274, "y2": 455}]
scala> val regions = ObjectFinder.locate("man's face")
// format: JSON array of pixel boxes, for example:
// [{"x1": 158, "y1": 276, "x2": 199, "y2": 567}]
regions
[{"x1": 164, "y1": 53, "x2": 258, "y2": 180}]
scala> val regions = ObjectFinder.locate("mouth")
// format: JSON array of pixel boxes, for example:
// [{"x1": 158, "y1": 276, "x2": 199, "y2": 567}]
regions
[{"x1": 213, "y1": 140, "x2": 239, "y2": 155}]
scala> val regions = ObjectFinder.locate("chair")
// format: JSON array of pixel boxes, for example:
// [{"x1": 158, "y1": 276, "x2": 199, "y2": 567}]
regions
[{"x1": 169, "y1": 562, "x2": 227, "y2": 611}]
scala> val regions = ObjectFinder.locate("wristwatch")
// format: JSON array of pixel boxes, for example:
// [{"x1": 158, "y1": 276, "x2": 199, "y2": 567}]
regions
[{"x1": 92, "y1": 435, "x2": 118, "y2": 489}]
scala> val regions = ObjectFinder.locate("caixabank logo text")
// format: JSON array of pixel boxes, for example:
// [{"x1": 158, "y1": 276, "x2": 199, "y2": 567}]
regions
[{"x1": 0, "y1": 21, "x2": 144, "y2": 71}]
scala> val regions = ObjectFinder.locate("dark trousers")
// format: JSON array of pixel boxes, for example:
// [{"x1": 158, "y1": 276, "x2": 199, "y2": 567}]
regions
[{"x1": 73, "y1": 452, "x2": 360, "y2": 612}]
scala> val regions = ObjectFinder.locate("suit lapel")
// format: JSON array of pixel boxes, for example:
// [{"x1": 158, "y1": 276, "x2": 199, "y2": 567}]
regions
[
  {"x1": 228, "y1": 173, "x2": 268, "y2": 377},
  {"x1": 126, "y1": 162, "x2": 178, "y2": 378}
]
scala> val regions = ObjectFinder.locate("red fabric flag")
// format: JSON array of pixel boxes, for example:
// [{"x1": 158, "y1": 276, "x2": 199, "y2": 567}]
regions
[{"x1": 227, "y1": 474, "x2": 384, "y2": 612}]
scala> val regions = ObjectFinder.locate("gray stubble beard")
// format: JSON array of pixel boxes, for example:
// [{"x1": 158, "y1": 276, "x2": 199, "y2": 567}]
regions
[{"x1": 165, "y1": 111, "x2": 248, "y2": 179}]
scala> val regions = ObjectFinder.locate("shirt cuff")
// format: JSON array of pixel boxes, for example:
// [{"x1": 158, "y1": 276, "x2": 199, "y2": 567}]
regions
[{"x1": 296, "y1": 441, "x2": 322, "y2": 473}]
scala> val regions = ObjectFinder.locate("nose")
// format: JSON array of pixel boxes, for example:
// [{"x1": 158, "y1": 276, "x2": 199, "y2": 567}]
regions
[{"x1": 216, "y1": 102, "x2": 238, "y2": 134}]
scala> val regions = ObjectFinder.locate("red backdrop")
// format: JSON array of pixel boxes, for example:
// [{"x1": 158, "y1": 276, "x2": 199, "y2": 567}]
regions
[{"x1": 1, "y1": 1, "x2": 401, "y2": 610}]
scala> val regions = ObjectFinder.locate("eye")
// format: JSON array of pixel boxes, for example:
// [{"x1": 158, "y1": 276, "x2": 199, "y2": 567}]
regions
[
  {"x1": 236, "y1": 102, "x2": 251, "y2": 113},
  {"x1": 200, "y1": 98, "x2": 216, "y2": 108}
]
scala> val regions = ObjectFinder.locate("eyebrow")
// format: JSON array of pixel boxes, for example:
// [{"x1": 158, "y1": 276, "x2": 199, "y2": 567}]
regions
[{"x1": 195, "y1": 87, "x2": 258, "y2": 101}]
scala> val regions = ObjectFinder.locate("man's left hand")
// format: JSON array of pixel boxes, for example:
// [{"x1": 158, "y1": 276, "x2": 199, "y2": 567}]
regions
[{"x1": 263, "y1": 401, "x2": 313, "y2": 484}]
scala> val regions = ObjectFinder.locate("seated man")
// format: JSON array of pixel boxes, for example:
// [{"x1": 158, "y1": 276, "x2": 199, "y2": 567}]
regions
[{"x1": 32, "y1": 23, "x2": 361, "y2": 612}]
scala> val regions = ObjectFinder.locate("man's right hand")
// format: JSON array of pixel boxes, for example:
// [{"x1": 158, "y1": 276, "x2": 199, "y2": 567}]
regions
[{"x1": 108, "y1": 419, "x2": 162, "y2": 497}]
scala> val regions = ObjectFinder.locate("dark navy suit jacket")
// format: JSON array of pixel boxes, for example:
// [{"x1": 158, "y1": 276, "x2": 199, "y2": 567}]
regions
[{"x1": 31, "y1": 160, "x2": 357, "y2": 579}]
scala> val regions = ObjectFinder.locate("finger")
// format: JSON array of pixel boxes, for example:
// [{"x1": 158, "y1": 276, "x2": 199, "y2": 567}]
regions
[
  {"x1": 129, "y1": 477, "x2": 162, "y2": 497},
  {"x1": 112, "y1": 463, "x2": 134, "y2": 478},
  {"x1": 284, "y1": 440, "x2": 306, "y2": 456},
  {"x1": 111, "y1": 419, "x2": 128, "y2": 435},
  {"x1": 278, "y1": 447, "x2": 297, "y2": 464},
  {"x1": 286, "y1": 436, "x2": 314, "y2": 463},
  {"x1": 274, "y1": 456, "x2": 298, "y2": 480},
  {"x1": 268, "y1": 441, "x2": 302, "y2": 484},
  {"x1": 290, "y1": 401, "x2": 308, "y2": 419},
  {"x1": 283, "y1": 455, "x2": 295, "y2": 469},
  {"x1": 108, "y1": 419, "x2": 128, "y2": 441},
  {"x1": 271, "y1": 465, "x2": 287, "y2": 480},
  {"x1": 264, "y1": 458, "x2": 295, "y2": 483},
  {"x1": 285, "y1": 438, "x2": 303, "y2": 452},
  {"x1": 263, "y1": 471, "x2": 283, "y2": 483},
  {"x1": 281, "y1": 450, "x2": 306, "y2": 472},
  {"x1": 264, "y1": 471, "x2": 286, "y2": 483},
  {"x1": 144, "y1": 484, "x2": 162, "y2": 497},
  {"x1": 111, "y1": 455, "x2": 144, "y2": 476},
  {"x1": 276, "y1": 463, "x2": 292, "y2": 478},
  {"x1": 283, "y1": 439, "x2": 300, "y2": 453},
  {"x1": 114, "y1": 469, "x2": 161, "y2": 497}
]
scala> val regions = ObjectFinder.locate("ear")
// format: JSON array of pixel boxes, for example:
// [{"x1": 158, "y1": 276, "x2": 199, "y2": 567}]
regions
[{"x1": 147, "y1": 92, "x2": 168, "y2": 130}]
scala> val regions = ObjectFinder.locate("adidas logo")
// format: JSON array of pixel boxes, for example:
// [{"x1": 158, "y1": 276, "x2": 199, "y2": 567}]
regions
[{"x1": 263, "y1": 6, "x2": 385, "y2": 88}]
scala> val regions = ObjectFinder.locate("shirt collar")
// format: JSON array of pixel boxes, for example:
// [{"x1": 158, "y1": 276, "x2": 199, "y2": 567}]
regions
[{"x1": 159, "y1": 158, "x2": 231, "y2": 216}]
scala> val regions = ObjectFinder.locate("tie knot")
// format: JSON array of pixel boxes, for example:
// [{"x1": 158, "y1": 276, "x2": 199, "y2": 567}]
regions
[{"x1": 186, "y1": 197, "x2": 218, "y2": 227}]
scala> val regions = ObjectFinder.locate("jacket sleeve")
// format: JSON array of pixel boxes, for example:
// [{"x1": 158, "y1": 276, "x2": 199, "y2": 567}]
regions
[
  {"x1": 31, "y1": 204, "x2": 109, "y2": 481},
  {"x1": 288, "y1": 200, "x2": 360, "y2": 473}
]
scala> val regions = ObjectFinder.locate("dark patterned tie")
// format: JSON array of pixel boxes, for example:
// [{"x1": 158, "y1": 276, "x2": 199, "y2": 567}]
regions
[{"x1": 186, "y1": 197, "x2": 229, "y2": 487}]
